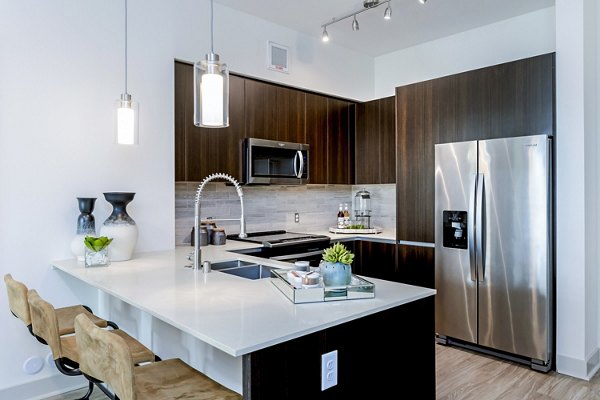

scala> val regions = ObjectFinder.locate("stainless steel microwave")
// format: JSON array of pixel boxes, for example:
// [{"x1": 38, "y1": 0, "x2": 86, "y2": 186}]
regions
[{"x1": 243, "y1": 138, "x2": 309, "y2": 184}]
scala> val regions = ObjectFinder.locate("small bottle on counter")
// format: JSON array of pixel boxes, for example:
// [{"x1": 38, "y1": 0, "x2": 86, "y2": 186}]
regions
[
  {"x1": 343, "y1": 203, "x2": 350, "y2": 227},
  {"x1": 337, "y1": 204, "x2": 345, "y2": 229}
]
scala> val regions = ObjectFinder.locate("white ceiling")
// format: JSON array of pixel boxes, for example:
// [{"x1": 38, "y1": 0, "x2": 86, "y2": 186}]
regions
[{"x1": 215, "y1": 0, "x2": 555, "y2": 56}]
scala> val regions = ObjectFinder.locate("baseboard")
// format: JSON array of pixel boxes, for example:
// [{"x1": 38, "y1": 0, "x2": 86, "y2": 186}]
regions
[
  {"x1": 0, "y1": 374, "x2": 86, "y2": 400},
  {"x1": 556, "y1": 348, "x2": 600, "y2": 380}
]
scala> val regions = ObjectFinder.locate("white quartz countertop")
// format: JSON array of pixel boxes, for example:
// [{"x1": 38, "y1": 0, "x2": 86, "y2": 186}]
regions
[{"x1": 51, "y1": 241, "x2": 433, "y2": 357}]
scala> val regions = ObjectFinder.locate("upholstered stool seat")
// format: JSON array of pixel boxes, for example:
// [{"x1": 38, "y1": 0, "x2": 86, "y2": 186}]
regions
[
  {"x1": 4, "y1": 274, "x2": 110, "y2": 338},
  {"x1": 75, "y1": 313, "x2": 242, "y2": 400}
]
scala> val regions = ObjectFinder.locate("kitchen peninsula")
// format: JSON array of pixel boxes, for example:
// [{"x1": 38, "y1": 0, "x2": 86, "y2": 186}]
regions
[{"x1": 51, "y1": 241, "x2": 435, "y2": 399}]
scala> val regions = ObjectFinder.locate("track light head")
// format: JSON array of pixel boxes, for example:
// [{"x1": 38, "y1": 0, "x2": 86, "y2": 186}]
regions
[
  {"x1": 322, "y1": 27, "x2": 329, "y2": 42},
  {"x1": 419, "y1": 0, "x2": 427, "y2": 4},
  {"x1": 352, "y1": 16, "x2": 359, "y2": 31},
  {"x1": 364, "y1": 0, "x2": 380, "y2": 8},
  {"x1": 384, "y1": 4, "x2": 392, "y2": 19}
]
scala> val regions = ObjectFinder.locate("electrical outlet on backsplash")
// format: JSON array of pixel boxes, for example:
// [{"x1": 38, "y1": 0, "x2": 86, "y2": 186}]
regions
[{"x1": 174, "y1": 182, "x2": 396, "y2": 245}]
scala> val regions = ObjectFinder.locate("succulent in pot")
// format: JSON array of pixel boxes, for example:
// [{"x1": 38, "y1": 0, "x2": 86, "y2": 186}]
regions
[
  {"x1": 84, "y1": 236, "x2": 113, "y2": 267},
  {"x1": 320, "y1": 242, "x2": 354, "y2": 286}
]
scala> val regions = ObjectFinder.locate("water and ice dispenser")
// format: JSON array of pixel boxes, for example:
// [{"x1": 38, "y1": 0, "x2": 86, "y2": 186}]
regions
[{"x1": 442, "y1": 211, "x2": 468, "y2": 249}]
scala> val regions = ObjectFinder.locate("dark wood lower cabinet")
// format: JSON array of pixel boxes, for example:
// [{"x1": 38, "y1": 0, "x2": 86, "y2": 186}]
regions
[
  {"x1": 397, "y1": 245, "x2": 435, "y2": 289},
  {"x1": 353, "y1": 240, "x2": 397, "y2": 281},
  {"x1": 242, "y1": 296, "x2": 435, "y2": 399},
  {"x1": 333, "y1": 240, "x2": 434, "y2": 289}
]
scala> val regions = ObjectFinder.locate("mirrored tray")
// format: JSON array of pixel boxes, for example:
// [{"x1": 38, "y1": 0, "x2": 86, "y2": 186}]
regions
[
  {"x1": 270, "y1": 269, "x2": 375, "y2": 304},
  {"x1": 328, "y1": 226, "x2": 383, "y2": 234}
]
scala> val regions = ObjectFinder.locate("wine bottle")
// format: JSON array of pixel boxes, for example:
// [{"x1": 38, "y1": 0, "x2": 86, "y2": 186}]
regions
[
  {"x1": 343, "y1": 203, "x2": 350, "y2": 228},
  {"x1": 337, "y1": 204, "x2": 345, "y2": 229}
]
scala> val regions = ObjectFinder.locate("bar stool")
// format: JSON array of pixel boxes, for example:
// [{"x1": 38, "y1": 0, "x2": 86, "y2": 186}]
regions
[
  {"x1": 4, "y1": 273, "x2": 114, "y2": 343},
  {"x1": 28, "y1": 289, "x2": 157, "y2": 400},
  {"x1": 74, "y1": 313, "x2": 242, "y2": 400}
]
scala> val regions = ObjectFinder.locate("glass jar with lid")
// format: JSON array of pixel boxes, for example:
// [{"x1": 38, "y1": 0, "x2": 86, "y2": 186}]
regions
[{"x1": 353, "y1": 189, "x2": 372, "y2": 228}]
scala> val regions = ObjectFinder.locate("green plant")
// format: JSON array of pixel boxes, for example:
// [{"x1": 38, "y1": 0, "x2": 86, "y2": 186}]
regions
[
  {"x1": 322, "y1": 242, "x2": 354, "y2": 265},
  {"x1": 84, "y1": 236, "x2": 113, "y2": 252}
]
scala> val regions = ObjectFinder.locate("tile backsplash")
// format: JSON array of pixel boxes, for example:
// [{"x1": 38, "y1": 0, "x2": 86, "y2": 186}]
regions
[{"x1": 175, "y1": 183, "x2": 396, "y2": 245}]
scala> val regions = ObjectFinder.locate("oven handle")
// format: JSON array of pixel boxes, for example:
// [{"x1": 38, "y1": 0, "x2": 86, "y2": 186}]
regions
[
  {"x1": 264, "y1": 238, "x2": 330, "y2": 248},
  {"x1": 270, "y1": 249, "x2": 324, "y2": 261}
]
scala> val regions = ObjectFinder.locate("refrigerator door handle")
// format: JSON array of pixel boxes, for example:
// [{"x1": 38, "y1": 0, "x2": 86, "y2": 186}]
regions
[
  {"x1": 476, "y1": 173, "x2": 485, "y2": 282},
  {"x1": 468, "y1": 173, "x2": 477, "y2": 282}
]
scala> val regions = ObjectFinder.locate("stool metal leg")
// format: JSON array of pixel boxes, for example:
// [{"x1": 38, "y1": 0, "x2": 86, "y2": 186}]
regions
[{"x1": 76, "y1": 381, "x2": 94, "y2": 400}]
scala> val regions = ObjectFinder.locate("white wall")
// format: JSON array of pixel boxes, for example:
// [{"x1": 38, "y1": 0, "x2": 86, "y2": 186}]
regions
[
  {"x1": 0, "y1": 0, "x2": 373, "y2": 397},
  {"x1": 555, "y1": 0, "x2": 600, "y2": 380},
  {"x1": 373, "y1": 7, "x2": 556, "y2": 99}
]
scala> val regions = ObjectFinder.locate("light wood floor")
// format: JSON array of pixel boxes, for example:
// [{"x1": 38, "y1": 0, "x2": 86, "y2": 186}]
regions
[{"x1": 47, "y1": 344, "x2": 600, "y2": 400}]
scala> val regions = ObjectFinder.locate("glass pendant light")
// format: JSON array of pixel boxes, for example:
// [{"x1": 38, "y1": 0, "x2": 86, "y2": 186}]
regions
[
  {"x1": 116, "y1": 0, "x2": 139, "y2": 145},
  {"x1": 194, "y1": 0, "x2": 229, "y2": 128}
]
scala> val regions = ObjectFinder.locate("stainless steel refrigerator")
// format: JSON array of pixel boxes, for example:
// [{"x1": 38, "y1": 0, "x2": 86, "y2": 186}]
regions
[{"x1": 434, "y1": 134, "x2": 553, "y2": 372}]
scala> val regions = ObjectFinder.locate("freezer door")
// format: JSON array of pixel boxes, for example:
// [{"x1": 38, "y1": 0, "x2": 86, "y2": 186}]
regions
[
  {"x1": 478, "y1": 135, "x2": 551, "y2": 362},
  {"x1": 435, "y1": 141, "x2": 478, "y2": 344}
]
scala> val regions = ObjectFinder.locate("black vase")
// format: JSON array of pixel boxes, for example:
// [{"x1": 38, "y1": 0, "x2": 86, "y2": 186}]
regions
[
  {"x1": 76, "y1": 197, "x2": 97, "y2": 235},
  {"x1": 100, "y1": 192, "x2": 138, "y2": 261},
  {"x1": 70, "y1": 197, "x2": 97, "y2": 261}
]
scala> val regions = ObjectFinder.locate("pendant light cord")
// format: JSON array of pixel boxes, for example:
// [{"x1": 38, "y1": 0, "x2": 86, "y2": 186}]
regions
[
  {"x1": 210, "y1": 0, "x2": 214, "y2": 54},
  {"x1": 124, "y1": 0, "x2": 128, "y2": 94}
]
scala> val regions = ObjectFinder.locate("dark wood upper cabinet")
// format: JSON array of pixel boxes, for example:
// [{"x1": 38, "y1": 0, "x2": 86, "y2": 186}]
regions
[
  {"x1": 175, "y1": 62, "x2": 356, "y2": 184},
  {"x1": 355, "y1": 96, "x2": 396, "y2": 184},
  {"x1": 174, "y1": 62, "x2": 245, "y2": 182},
  {"x1": 380, "y1": 96, "x2": 396, "y2": 184},
  {"x1": 396, "y1": 82, "x2": 435, "y2": 243},
  {"x1": 274, "y1": 86, "x2": 306, "y2": 143},
  {"x1": 305, "y1": 93, "x2": 328, "y2": 184},
  {"x1": 396, "y1": 53, "x2": 555, "y2": 243},
  {"x1": 355, "y1": 100, "x2": 380, "y2": 184},
  {"x1": 327, "y1": 98, "x2": 354, "y2": 184},
  {"x1": 186, "y1": 74, "x2": 245, "y2": 181},
  {"x1": 244, "y1": 79, "x2": 306, "y2": 144},
  {"x1": 174, "y1": 61, "x2": 189, "y2": 182},
  {"x1": 244, "y1": 79, "x2": 277, "y2": 141}
]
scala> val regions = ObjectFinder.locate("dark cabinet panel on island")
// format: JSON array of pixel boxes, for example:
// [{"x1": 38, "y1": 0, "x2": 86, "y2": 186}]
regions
[{"x1": 243, "y1": 295, "x2": 435, "y2": 399}]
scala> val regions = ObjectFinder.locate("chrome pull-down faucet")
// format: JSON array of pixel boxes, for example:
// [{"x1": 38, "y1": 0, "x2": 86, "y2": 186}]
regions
[{"x1": 193, "y1": 173, "x2": 247, "y2": 271}]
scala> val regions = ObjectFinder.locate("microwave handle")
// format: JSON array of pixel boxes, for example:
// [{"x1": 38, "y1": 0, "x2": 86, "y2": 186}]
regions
[{"x1": 295, "y1": 150, "x2": 304, "y2": 178}]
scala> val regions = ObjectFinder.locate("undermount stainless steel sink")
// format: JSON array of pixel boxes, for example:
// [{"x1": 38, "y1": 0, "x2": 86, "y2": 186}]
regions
[
  {"x1": 210, "y1": 260, "x2": 280, "y2": 280},
  {"x1": 210, "y1": 260, "x2": 256, "y2": 271}
]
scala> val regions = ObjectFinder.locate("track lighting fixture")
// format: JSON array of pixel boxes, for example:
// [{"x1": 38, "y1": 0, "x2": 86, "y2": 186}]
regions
[
  {"x1": 384, "y1": 3, "x2": 392, "y2": 20},
  {"x1": 419, "y1": 0, "x2": 427, "y2": 4},
  {"x1": 352, "y1": 15, "x2": 360, "y2": 31},
  {"x1": 320, "y1": 0, "x2": 391, "y2": 42},
  {"x1": 322, "y1": 27, "x2": 329, "y2": 42}
]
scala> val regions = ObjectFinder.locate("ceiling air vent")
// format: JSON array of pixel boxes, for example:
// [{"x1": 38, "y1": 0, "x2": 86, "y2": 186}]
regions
[{"x1": 267, "y1": 41, "x2": 289, "y2": 74}]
